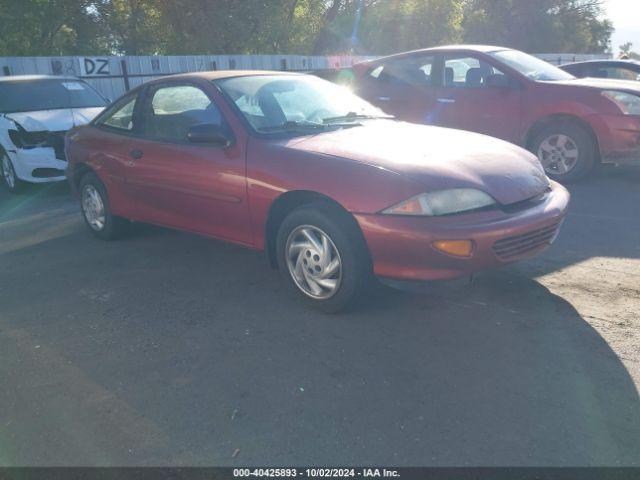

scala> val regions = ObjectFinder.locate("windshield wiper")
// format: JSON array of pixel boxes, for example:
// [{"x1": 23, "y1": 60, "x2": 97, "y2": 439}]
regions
[
  {"x1": 258, "y1": 120, "x2": 328, "y2": 133},
  {"x1": 322, "y1": 111, "x2": 393, "y2": 123},
  {"x1": 258, "y1": 119, "x2": 365, "y2": 133}
]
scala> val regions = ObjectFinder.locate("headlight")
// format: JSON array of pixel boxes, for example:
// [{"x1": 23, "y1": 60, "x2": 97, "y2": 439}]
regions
[
  {"x1": 8, "y1": 128, "x2": 49, "y2": 149},
  {"x1": 601, "y1": 90, "x2": 640, "y2": 115},
  {"x1": 382, "y1": 188, "x2": 496, "y2": 216}
]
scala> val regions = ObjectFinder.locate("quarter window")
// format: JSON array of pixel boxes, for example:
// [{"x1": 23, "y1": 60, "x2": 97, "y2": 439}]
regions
[
  {"x1": 369, "y1": 56, "x2": 435, "y2": 87},
  {"x1": 144, "y1": 85, "x2": 223, "y2": 142},
  {"x1": 369, "y1": 65, "x2": 384, "y2": 79},
  {"x1": 100, "y1": 95, "x2": 137, "y2": 131}
]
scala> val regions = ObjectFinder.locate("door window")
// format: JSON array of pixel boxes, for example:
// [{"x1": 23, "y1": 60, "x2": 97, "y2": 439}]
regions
[
  {"x1": 443, "y1": 55, "x2": 507, "y2": 88},
  {"x1": 144, "y1": 84, "x2": 223, "y2": 142},
  {"x1": 368, "y1": 55, "x2": 435, "y2": 87},
  {"x1": 98, "y1": 94, "x2": 137, "y2": 131}
]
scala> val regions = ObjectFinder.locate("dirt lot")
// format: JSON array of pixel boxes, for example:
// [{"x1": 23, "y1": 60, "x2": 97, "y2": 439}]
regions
[{"x1": 0, "y1": 165, "x2": 639, "y2": 466}]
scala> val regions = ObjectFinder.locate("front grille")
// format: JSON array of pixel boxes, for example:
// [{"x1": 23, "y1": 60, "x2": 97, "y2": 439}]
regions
[{"x1": 492, "y1": 221, "x2": 561, "y2": 261}]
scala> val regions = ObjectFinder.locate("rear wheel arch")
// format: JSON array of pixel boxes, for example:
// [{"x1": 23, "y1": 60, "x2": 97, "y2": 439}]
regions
[
  {"x1": 525, "y1": 114, "x2": 601, "y2": 162},
  {"x1": 264, "y1": 190, "x2": 369, "y2": 269}
]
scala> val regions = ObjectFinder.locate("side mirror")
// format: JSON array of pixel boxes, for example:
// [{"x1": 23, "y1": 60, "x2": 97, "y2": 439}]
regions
[
  {"x1": 486, "y1": 73, "x2": 512, "y2": 89},
  {"x1": 187, "y1": 123, "x2": 233, "y2": 147}
]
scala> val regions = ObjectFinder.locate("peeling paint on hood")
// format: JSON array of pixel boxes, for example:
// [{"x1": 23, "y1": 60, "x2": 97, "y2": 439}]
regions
[{"x1": 287, "y1": 120, "x2": 550, "y2": 205}]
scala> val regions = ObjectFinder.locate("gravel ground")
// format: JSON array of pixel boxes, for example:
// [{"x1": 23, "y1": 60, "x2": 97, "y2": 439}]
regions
[{"x1": 0, "y1": 165, "x2": 638, "y2": 466}]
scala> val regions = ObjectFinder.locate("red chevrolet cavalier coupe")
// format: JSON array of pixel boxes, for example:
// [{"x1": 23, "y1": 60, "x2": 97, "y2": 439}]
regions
[
  {"x1": 66, "y1": 71, "x2": 569, "y2": 312},
  {"x1": 350, "y1": 46, "x2": 640, "y2": 182}
]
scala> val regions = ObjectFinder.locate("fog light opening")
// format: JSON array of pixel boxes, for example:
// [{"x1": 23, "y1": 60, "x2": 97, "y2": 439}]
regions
[{"x1": 432, "y1": 239, "x2": 474, "y2": 258}]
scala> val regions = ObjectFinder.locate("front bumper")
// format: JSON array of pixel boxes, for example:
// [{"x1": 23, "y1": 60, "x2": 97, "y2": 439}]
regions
[
  {"x1": 355, "y1": 180, "x2": 570, "y2": 281},
  {"x1": 7, "y1": 147, "x2": 67, "y2": 183},
  {"x1": 588, "y1": 113, "x2": 640, "y2": 164}
]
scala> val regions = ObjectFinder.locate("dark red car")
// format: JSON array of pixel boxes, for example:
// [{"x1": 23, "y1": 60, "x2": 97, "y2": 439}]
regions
[
  {"x1": 350, "y1": 46, "x2": 640, "y2": 182},
  {"x1": 66, "y1": 71, "x2": 569, "y2": 311},
  {"x1": 560, "y1": 59, "x2": 640, "y2": 82}
]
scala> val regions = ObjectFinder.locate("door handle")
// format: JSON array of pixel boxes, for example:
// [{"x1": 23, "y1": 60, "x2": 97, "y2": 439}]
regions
[
  {"x1": 129, "y1": 149, "x2": 143, "y2": 160},
  {"x1": 437, "y1": 98, "x2": 456, "y2": 104},
  {"x1": 377, "y1": 96, "x2": 391, "y2": 101}
]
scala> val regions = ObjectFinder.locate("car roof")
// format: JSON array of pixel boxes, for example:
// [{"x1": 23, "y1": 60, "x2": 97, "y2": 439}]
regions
[
  {"x1": 146, "y1": 70, "x2": 302, "y2": 84},
  {"x1": 561, "y1": 59, "x2": 640, "y2": 67},
  {"x1": 356, "y1": 45, "x2": 509, "y2": 64},
  {"x1": 0, "y1": 74, "x2": 84, "y2": 83}
]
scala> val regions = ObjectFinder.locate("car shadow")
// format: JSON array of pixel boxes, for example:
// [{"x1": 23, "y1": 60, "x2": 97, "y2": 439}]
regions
[{"x1": 1, "y1": 219, "x2": 638, "y2": 466}]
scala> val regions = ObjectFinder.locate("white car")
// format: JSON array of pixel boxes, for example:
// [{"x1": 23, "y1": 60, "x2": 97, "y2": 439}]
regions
[{"x1": 1, "y1": 75, "x2": 108, "y2": 192}]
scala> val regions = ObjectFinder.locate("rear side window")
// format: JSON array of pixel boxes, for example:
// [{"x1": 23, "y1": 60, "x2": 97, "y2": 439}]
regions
[
  {"x1": 151, "y1": 86, "x2": 212, "y2": 115},
  {"x1": 368, "y1": 55, "x2": 435, "y2": 87},
  {"x1": 143, "y1": 84, "x2": 223, "y2": 143}
]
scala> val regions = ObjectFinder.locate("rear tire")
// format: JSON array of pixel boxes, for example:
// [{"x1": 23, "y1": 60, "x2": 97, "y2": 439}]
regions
[
  {"x1": 276, "y1": 203, "x2": 372, "y2": 313},
  {"x1": 79, "y1": 172, "x2": 128, "y2": 240},
  {"x1": 1, "y1": 152, "x2": 23, "y2": 193},
  {"x1": 530, "y1": 121, "x2": 596, "y2": 183}
]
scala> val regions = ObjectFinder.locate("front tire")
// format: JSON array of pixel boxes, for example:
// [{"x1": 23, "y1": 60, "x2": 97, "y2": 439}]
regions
[
  {"x1": 530, "y1": 122, "x2": 596, "y2": 183},
  {"x1": 2, "y1": 152, "x2": 23, "y2": 193},
  {"x1": 276, "y1": 203, "x2": 372, "y2": 313},
  {"x1": 79, "y1": 172, "x2": 128, "y2": 240}
]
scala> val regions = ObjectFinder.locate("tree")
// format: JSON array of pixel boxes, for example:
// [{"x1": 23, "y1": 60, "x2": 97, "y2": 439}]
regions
[
  {"x1": 310, "y1": 0, "x2": 464, "y2": 55},
  {"x1": 619, "y1": 42, "x2": 640, "y2": 60},
  {"x1": 0, "y1": 0, "x2": 106, "y2": 56},
  {"x1": 462, "y1": 0, "x2": 613, "y2": 53},
  {"x1": 91, "y1": 0, "x2": 164, "y2": 54},
  {"x1": 0, "y1": 0, "x2": 615, "y2": 57}
]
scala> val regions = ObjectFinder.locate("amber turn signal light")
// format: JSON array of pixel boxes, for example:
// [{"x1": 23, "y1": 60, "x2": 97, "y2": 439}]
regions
[{"x1": 432, "y1": 240, "x2": 474, "y2": 258}]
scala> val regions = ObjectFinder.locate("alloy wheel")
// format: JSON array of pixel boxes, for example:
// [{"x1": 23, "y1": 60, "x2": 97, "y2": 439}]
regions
[
  {"x1": 82, "y1": 184, "x2": 106, "y2": 231},
  {"x1": 285, "y1": 225, "x2": 342, "y2": 300},
  {"x1": 537, "y1": 134, "x2": 579, "y2": 175}
]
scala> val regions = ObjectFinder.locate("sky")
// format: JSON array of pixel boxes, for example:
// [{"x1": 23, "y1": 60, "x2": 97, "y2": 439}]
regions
[{"x1": 604, "y1": 0, "x2": 640, "y2": 53}]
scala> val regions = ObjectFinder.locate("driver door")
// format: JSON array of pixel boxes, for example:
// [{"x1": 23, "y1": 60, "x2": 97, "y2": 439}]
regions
[{"x1": 123, "y1": 82, "x2": 252, "y2": 244}]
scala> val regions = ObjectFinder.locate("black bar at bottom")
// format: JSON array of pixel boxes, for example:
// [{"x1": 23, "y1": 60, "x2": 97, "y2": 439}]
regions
[{"x1": 0, "y1": 468, "x2": 639, "y2": 480}]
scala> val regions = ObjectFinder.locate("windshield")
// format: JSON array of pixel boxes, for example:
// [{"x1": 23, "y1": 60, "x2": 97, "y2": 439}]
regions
[
  {"x1": 489, "y1": 49, "x2": 575, "y2": 81},
  {"x1": 0, "y1": 79, "x2": 107, "y2": 113},
  {"x1": 215, "y1": 75, "x2": 390, "y2": 134}
]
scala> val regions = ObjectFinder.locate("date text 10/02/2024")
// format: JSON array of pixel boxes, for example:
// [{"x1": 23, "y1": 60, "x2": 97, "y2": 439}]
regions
[{"x1": 233, "y1": 468, "x2": 401, "y2": 478}]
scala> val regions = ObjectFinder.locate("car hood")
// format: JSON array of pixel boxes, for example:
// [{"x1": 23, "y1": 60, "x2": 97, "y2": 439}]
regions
[
  {"x1": 551, "y1": 77, "x2": 640, "y2": 93},
  {"x1": 3, "y1": 107, "x2": 104, "y2": 132},
  {"x1": 287, "y1": 120, "x2": 549, "y2": 205}
]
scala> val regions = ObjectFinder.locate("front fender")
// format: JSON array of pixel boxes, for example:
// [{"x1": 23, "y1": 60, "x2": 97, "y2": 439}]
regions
[{"x1": 246, "y1": 139, "x2": 426, "y2": 250}]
